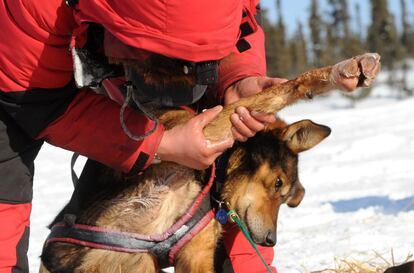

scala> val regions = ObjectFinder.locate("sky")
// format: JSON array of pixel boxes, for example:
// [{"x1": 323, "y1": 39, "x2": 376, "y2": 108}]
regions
[{"x1": 261, "y1": 0, "x2": 411, "y2": 36}]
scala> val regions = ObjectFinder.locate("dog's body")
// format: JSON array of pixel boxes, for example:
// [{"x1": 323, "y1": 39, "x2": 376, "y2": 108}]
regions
[
  {"x1": 40, "y1": 108, "x2": 330, "y2": 273},
  {"x1": 40, "y1": 53, "x2": 380, "y2": 273}
]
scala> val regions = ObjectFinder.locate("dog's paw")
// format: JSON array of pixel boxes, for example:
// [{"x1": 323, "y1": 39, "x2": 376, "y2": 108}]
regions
[
  {"x1": 356, "y1": 53, "x2": 381, "y2": 87},
  {"x1": 331, "y1": 53, "x2": 381, "y2": 91}
]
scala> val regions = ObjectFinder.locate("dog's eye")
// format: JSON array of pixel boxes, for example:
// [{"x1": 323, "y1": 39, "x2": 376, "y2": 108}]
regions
[{"x1": 275, "y1": 177, "x2": 283, "y2": 191}]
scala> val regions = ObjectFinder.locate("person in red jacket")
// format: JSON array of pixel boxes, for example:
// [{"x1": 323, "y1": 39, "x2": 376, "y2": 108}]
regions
[{"x1": 0, "y1": 0, "x2": 283, "y2": 272}]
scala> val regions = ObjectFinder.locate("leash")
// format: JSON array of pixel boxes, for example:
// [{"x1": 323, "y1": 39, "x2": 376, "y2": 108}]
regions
[
  {"x1": 213, "y1": 152, "x2": 273, "y2": 272},
  {"x1": 119, "y1": 83, "x2": 159, "y2": 141},
  {"x1": 227, "y1": 209, "x2": 274, "y2": 273},
  {"x1": 70, "y1": 152, "x2": 80, "y2": 187}
]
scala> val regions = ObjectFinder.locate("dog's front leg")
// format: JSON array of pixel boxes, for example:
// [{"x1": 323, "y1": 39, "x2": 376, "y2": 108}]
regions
[
  {"x1": 204, "y1": 53, "x2": 381, "y2": 142},
  {"x1": 174, "y1": 220, "x2": 221, "y2": 273}
]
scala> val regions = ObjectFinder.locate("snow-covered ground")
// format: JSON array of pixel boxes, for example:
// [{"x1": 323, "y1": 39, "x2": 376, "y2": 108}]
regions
[
  {"x1": 29, "y1": 81, "x2": 414, "y2": 272},
  {"x1": 276, "y1": 94, "x2": 414, "y2": 272}
]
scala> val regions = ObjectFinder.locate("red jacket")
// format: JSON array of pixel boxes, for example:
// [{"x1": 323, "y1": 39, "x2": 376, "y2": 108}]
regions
[{"x1": 0, "y1": 0, "x2": 266, "y2": 173}]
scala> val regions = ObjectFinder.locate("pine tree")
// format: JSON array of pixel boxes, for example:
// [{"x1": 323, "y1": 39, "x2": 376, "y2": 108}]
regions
[
  {"x1": 263, "y1": 0, "x2": 291, "y2": 77},
  {"x1": 355, "y1": 3, "x2": 363, "y2": 41},
  {"x1": 289, "y1": 22, "x2": 308, "y2": 75},
  {"x1": 262, "y1": 10, "x2": 279, "y2": 77},
  {"x1": 339, "y1": 0, "x2": 350, "y2": 39},
  {"x1": 367, "y1": 0, "x2": 400, "y2": 69},
  {"x1": 400, "y1": 0, "x2": 414, "y2": 55},
  {"x1": 338, "y1": 0, "x2": 356, "y2": 58},
  {"x1": 322, "y1": 22, "x2": 337, "y2": 66},
  {"x1": 274, "y1": 0, "x2": 292, "y2": 76},
  {"x1": 327, "y1": 0, "x2": 342, "y2": 61},
  {"x1": 326, "y1": 0, "x2": 363, "y2": 60},
  {"x1": 342, "y1": 0, "x2": 364, "y2": 58},
  {"x1": 309, "y1": 0, "x2": 324, "y2": 67},
  {"x1": 399, "y1": 0, "x2": 414, "y2": 96}
]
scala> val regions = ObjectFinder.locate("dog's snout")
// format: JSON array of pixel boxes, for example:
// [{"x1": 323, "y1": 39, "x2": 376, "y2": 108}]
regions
[{"x1": 264, "y1": 231, "x2": 277, "y2": 246}]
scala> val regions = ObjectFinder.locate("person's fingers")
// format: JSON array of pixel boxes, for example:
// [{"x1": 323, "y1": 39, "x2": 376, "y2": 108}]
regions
[
  {"x1": 231, "y1": 126, "x2": 248, "y2": 142},
  {"x1": 197, "y1": 105, "x2": 223, "y2": 128},
  {"x1": 206, "y1": 137, "x2": 234, "y2": 153},
  {"x1": 235, "y1": 107, "x2": 265, "y2": 132},
  {"x1": 230, "y1": 113, "x2": 256, "y2": 138},
  {"x1": 250, "y1": 111, "x2": 277, "y2": 124}
]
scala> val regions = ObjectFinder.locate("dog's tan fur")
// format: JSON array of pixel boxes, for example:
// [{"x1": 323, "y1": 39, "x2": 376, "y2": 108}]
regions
[{"x1": 40, "y1": 54, "x2": 380, "y2": 273}]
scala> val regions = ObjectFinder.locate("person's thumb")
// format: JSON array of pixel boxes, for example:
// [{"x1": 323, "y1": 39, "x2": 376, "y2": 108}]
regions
[
  {"x1": 206, "y1": 137, "x2": 234, "y2": 153},
  {"x1": 197, "y1": 105, "x2": 223, "y2": 128}
]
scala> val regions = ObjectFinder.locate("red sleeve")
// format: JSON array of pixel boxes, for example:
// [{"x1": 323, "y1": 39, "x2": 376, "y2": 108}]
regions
[
  {"x1": 223, "y1": 224, "x2": 278, "y2": 273},
  {"x1": 37, "y1": 89, "x2": 164, "y2": 173},
  {"x1": 213, "y1": 0, "x2": 267, "y2": 103},
  {"x1": 0, "y1": 0, "x2": 75, "y2": 91}
]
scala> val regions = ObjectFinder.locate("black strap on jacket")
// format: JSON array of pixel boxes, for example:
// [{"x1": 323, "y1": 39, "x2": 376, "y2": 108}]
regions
[{"x1": 236, "y1": 4, "x2": 262, "y2": 53}]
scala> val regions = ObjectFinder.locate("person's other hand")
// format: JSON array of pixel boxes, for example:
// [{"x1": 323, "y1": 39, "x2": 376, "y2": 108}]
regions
[
  {"x1": 224, "y1": 76, "x2": 288, "y2": 142},
  {"x1": 157, "y1": 106, "x2": 234, "y2": 170}
]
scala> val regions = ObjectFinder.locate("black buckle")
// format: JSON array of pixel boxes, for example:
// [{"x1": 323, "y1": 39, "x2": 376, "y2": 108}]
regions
[{"x1": 65, "y1": 0, "x2": 79, "y2": 7}]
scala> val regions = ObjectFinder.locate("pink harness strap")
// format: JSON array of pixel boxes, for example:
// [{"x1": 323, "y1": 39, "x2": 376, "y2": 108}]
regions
[{"x1": 46, "y1": 164, "x2": 216, "y2": 267}]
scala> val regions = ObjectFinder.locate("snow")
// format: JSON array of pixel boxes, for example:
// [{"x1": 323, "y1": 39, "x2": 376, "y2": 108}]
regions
[
  {"x1": 275, "y1": 94, "x2": 414, "y2": 272},
  {"x1": 29, "y1": 82, "x2": 414, "y2": 272}
]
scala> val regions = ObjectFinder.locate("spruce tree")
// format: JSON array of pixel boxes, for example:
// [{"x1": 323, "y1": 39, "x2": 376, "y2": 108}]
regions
[
  {"x1": 326, "y1": 0, "x2": 363, "y2": 60},
  {"x1": 339, "y1": 0, "x2": 350, "y2": 39},
  {"x1": 262, "y1": 1, "x2": 291, "y2": 77},
  {"x1": 327, "y1": 0, "x2": 342, "y2": 61},
  {"x1": 262, "y1": 9, "x2": 279, "y2": 77},
  {"x1": 355, "y1": 3, "x2": 363, "y2": 41},
  {"x1": 400, "y1": 0, "x2": 414, "y2": 55},
  {"x1": 309, "y1": 0, "x2": 324, "y2": 67},
  {"x1": 274, "y1": 0, "x2": 292, "y2": 76},
  {"x1": 323, "y1": 21, "x2": 337, "y2": 66},
  {"x1": 367, "y1": 0, "x2": 400, "y2": 69},
  {"x1": 289, "y1": 22, "x2": 308, "y2": 76},
  {"x1": 342, "y1": 0, "x2": 364, "y2": 58},
  {"x1": 399, "y1": 0, "x2": 413, "y2": 96}
]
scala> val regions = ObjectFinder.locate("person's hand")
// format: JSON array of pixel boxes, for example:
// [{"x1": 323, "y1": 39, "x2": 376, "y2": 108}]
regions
[
  {"x1": 224, "y1": 76, "x2": 288, "y2": 142},
  {"x1": 157, "y1": 106, "x2": 234, "y2": 170}
]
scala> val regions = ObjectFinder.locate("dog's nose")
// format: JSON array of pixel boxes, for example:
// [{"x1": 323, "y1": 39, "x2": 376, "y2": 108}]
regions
[{"x1": 265, "y1": 231, "x2": 277, "y2": 246}]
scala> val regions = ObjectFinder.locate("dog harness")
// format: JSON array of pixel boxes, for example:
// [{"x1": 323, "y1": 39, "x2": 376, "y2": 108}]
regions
[{"x1": 45, "y1": 164, "x2": 216, "y2": 268}]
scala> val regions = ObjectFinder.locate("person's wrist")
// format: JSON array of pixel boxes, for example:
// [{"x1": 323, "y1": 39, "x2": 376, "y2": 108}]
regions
[{"x1": 223, "y1": 81, "x2": 241, "y2": 105}]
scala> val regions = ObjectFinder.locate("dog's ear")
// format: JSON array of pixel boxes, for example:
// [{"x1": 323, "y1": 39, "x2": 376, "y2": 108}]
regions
[
  {"x1": 286, "y1": 181, "x2": 305, "y2": 208},
  {"x1": 283, "y1": 119, "x2": 331, "y2": 154}
]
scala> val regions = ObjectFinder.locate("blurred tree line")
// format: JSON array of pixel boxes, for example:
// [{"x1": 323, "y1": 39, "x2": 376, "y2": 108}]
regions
[{"x1": 263, "y1": 0, "x2": 414, "y2": 97}]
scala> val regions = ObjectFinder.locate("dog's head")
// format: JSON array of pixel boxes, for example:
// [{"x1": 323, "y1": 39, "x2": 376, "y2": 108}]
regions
[{"x1": 221, "y1": 119, "x2": 331, "y2": 246}]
